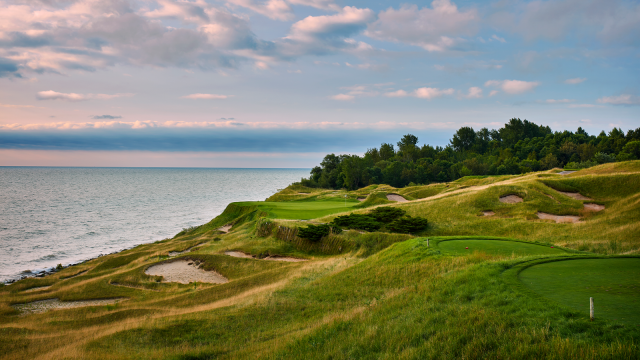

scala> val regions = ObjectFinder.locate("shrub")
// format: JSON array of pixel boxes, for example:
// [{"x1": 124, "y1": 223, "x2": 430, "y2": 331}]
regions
[
  {"x1": 298, "y1": 224, "x2": 341, "y2": 242},
  {"x1": 386, "y1": 216, "x2": 429, "y2": 234},
  {"x1": 331, "y1": 214, "x2": 382, "y2": 231},
  {"x1": 369, "y1": 207, "x2": 406, "y2": 223}
]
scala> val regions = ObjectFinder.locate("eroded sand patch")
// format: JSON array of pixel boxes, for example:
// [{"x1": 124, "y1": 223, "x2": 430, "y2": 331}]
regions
[
  {"x1": 13, "y1": 298, "x2": 125, "y2": 314},
  {"x1": 584, "y1": 203, "x2": 605, "y2": 212},
  {"x1": 537, "y1": 212, "x2": 581, "y2": 223},
  {"x1": 217, "y1": 225, "x2": 232, "y2": 233},
  {"x1": 558, "y1": 191, "x2": 592, "y2": 200},
  {"x1": 145, "y1": 260, "x2": 228, "y2": 284},
  {"x1": 483, "y1": 211, "x2": 495, "y2": 216},
  {"x1": 23, "y1": 286, "x2": 51, "y2": 293},
  {"x1": 499, "y1": 195, "x2": 523, "y2": 204},
  {"x1": 386, "y1": 194, "x2": 408, "y2": 202},
  {"x1": 225, "y1": 251, "x2": 307, "y2": 262}
]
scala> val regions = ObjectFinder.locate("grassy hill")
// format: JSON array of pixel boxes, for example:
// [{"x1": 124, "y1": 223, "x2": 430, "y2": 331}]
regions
[{"x1": 1, "y1": 162, "x2": 639, "y2": 359}]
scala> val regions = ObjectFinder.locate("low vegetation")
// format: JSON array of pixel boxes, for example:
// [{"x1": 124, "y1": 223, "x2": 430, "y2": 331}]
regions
[{"x1": 1, "y1": 161, "x2": 639, "y2": 359}]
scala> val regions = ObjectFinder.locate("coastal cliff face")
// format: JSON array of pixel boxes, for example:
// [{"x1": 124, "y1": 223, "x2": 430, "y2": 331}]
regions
[{"x1": 1, "y1": 162, "x2": 639, "y2": 359}]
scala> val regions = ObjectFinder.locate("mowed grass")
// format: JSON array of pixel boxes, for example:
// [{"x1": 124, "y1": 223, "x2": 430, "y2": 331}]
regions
[
  {"x1": 237, "y1": 199, "x2": 360, "y2": 219},
  {"x1": 437, "y1": 239, "x2": 568, "y2": 256},
  {"x1": 519, "y1": 258, "x2": 640, "y2": 325}
]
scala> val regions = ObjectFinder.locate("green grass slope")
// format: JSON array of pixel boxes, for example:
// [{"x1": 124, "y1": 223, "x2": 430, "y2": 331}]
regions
[{"x1": 0, "y1": 161, "x2": 638, "y2": 359}]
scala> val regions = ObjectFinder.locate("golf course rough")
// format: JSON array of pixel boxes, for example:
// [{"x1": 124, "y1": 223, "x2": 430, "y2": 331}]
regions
[
  {"x1": 437, "y1": 239, "x2": 567, "y2": 257},
  {"x1": 519, "y1": 258, "x2": 640, "y2": 325}
]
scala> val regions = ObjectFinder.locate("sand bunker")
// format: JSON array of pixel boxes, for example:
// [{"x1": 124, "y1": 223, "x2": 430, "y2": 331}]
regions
[
  {"x1": 23, "y1": 286, "x2": 51, "y2": 293},
  {"x1": 483, "y1": 211, "x2": 495, "y2": 216},
  {"x1": 13, "y1": 298, "x2": 125, "y2": 314},
  {"x1": 224, "y1": 251, "x2": 307, "y2": 262},
  {"x1": 584, "y1": 203, "x2": 605, "y2": 212},
  {"x1": 558, "y1": 171, "x2": 576, "y2": 175},
  {"x1": 558, "y1": 191, "x2": 592, "y2": 200},
  {"x1": 537, "y1": 212, "x2": 581, "y2": 223},
  {"x1": 357, "y1": 197, "x2": 366, "y2": 202},
  {"x1": 386, "y1": 194, "x2": 408, "y2": 202},
  {"x1": 499, "y1": 195, "x2": 523, "y2": 204},
  {"x1": 217, "y1": 225, "x2": 232, "y2": 233},
  {"x1": 145, "y1": 260, "x2": 228, "y2": 284}
]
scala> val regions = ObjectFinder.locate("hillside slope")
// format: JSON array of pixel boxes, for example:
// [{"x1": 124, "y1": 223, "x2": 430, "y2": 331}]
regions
[{"x1": 1, "y1": 162, "x2": 639, "y2": 359}]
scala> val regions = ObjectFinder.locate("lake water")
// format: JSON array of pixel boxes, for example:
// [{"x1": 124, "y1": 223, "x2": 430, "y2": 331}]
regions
[{"x1": 0, "y1": 167, "x2": 310, "y2": 283}]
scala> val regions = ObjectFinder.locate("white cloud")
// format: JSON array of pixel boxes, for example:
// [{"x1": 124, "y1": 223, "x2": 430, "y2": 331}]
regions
[
  {"x1": 287, "y1": 0, "x2": 340, "y2": 11},
  {"x1": 287, "y1": 6, "x2": 374, "y2": 42},
  {"x1": 365, "y1": 0, "x2": 478, "y2": 51},
  {"x1": 226, "y1": 0, "x2": 294, "y2": 21},
  {"x1": 545, "y1": 99, "x2": 573, "y2": 103},
  {"x1": 384, "y1": 90, "x2": 408, "y2": 97},
  {"x1": 330, "y1": 94, "x2": 354, "y2": 101},
  {"x1": 491, "y1": 34, "x2": 506, "y2": 43},
  {"x1": 181, "y1": 94, "x2": 229, "y2": 99},
  {"x1": 489, "y1": 90, "x2": 499, "y2": 97},
  {"x1": 484, "y1": 80, "x2": 539, "y2": 94},
  {"x1": 597, "y1": 94, "x2": 640, "y2": 105},
  {"x1": 462, "y1": 86, "x2": 483, "y2": 99},
  {"x1": 413, "y1": 87, "x2": 455, "y2": 99},
  {"x1": 36, "y1": 91, "x2": 134, "y2": 101},
  {"x1": 564, "y1": 78, "x2": 587, "y2": 84}
]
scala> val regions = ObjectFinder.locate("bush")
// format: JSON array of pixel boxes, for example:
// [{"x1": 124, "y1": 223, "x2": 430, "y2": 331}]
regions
[
  {"x1": 369, "y1": 207, "x2": 406, "y2": 223},
  {"x1": 298, "y1": 224, "x2": 341, "y2": 242},
  {"x1": 331, "y1": 214, "x2": 382, "y2": 231},
  {"x1": 386, "y1": 216, "x2": 429, "y2": 234}
]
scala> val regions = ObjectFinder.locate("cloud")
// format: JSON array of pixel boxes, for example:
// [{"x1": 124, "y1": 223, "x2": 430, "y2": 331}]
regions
[
  {"x1": 226, "y1": 0, "x2": 294, "y2": 21},
  {"x1": 597, "y1": 94, "x2": 640, "y2": 105},
  {"x1": 413, "y1": 87, "x2": 455, "y2": 99},
  {"x1": 36, "y1": 91, "x2": 134, "y2": 101},
  {"x1": 484, "y1": 80, "x2": 539, "y2": 94},
  {"x1": 545, "y1": 99, "x2": 573, "y2": 103},
  {"x1": 181, "y1": 93, "x2": 229, "y2": 99},
  {"x1": 491, "y1": 34, "x2": 506, "y2": 43},
  {"x1": 285, "y1": 6, "x2": 374, "y2": 45},
  {"x1": 384, "y1": 87, "x2": 455, "y2": 99},
  {"x1": 365, "y1": 0, "x2": 478, "y2": 51},
  {"x1": 92, "y1": 115, "x2": 122, "y2": 119},
  {"x1": 0, "y1": 57, "x2": 22, "y2": 78},
  {"x1": 330, "y1": 94, "x2": 355, "y2": 101},
  {"x1": 461, "y1": 86, "x2": 483, "y2": 99},
  {"x1": 489, "y1": 90, "x2": 499, "y2": 97},
  {"x1": 345, "y1": 62, "x2": 389, "y2": 71},
  {"x1": 565, "y1": 78, "x2": 586, "y2": 84},
  {"x1": 288, "y1": 0, "x2": 340, "y2": 11}
]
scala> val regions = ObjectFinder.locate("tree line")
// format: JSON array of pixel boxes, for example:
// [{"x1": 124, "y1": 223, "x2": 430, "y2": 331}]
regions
[{"x1": 299, "y1": 118, "x2": 640, "y2": 190}]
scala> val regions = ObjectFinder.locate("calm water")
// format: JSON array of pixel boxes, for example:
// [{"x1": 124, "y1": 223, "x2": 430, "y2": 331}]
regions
[{"x1": 0, "y1": 167, "x2": 309, "y2": 282}]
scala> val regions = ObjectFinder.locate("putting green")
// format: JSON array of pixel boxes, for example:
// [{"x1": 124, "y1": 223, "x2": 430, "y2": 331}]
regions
[
  {"x1": 520, "y1": 258, "x2": 640, "y2": 325},
  {"x1": 237, "y1": 199, "x2": 359, "y2": 220},
  {"x1": 437, "y1": 239, "x2": 565, "y2": 256}
]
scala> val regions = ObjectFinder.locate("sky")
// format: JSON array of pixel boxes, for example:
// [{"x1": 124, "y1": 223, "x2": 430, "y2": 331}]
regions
[{"x1": 0, "y1": 0, "x2": 639, "y2": 167}]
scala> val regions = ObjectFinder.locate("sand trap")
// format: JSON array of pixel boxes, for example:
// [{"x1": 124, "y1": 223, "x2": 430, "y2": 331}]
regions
[
  {"x1": 558, "y1": 191, "x2": 592, "y2": 200},
  {"x1": 357, "y1": 197, "x2": 366, "y2": 202},
  {"x1": 584, "y1": 203, "x2": 605, "y2": 212},
  {"x1": 23, "y1": 286, "x2": 51, "y2": 293},
  {"x1": 537, "y1": 212, "x2": 581, "y2": 223},
  {"x1": 483, "y1": 211, "x2": 495, "y2": 216},
  {"x1": 558, "y1": 171, "x2": 576, "y2": 175},
  {"x1": 224, "y1": 251, "x2": 307, "y2": 262},
  {"x1": 499, "y1": 195, "x2": 523, "y2": 204},
  {"x1": 217, "y1": 225, "x2": 232, "y2": 233},
  {"x1": 386, "y1": 194, "x2": 408, "y2": 202},
  {"x1": 13, "y1": 298, "x2": 125, "y2": 314},
  {"x1": 145, "y1": 260, "x2": 228, "y2": 284}
]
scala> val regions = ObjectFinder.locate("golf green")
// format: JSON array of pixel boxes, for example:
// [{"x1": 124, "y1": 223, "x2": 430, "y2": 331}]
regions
[
  {"x1": 519, "y1": 258, "x2": 640, "y2": 325},
  {"x1": 437, "y1": 239, "x2": 565, "y2": 256},
  {"x1": 237, "y1": 200, "x2": 359, "y2": 219}
]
